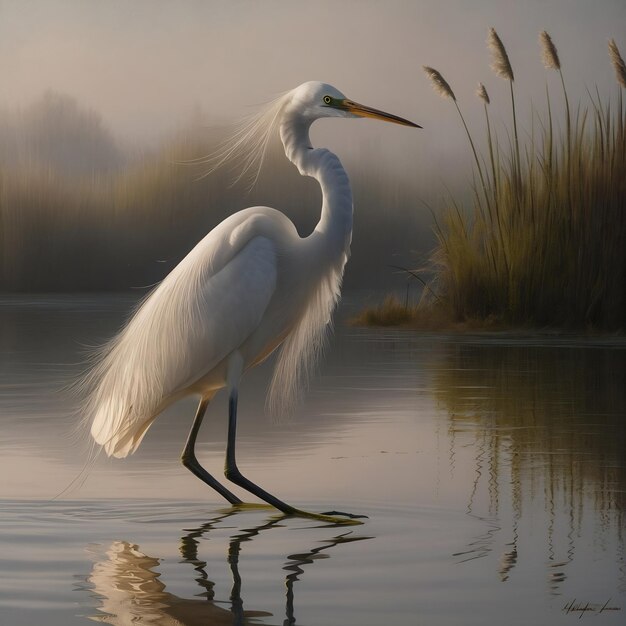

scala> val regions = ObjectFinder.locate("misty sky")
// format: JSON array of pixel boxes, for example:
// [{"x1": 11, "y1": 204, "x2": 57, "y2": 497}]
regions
[{"x1": 1, "y1": 0, "x2": 625, "y2": 188}]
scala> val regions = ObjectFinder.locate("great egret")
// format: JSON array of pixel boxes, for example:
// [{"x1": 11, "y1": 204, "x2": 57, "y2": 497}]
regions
[{"x1": 83, "y1": 81, "x2": 420, "y2": 523}]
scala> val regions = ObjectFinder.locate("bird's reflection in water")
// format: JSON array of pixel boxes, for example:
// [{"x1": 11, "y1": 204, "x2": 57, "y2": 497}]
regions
[
  {"x1": 86, "y1": 510, "x2": 371, "y2": 625},
  {"x1": 87, "y1": 539, "x2": 264, "y2": 625}
]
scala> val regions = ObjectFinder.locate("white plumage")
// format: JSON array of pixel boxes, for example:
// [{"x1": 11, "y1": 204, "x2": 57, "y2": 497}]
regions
[{"x1": 81, "y1": 81, "x2": 419, "y2": 519}]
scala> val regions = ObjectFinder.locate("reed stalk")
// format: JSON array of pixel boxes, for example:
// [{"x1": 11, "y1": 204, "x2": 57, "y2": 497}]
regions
[
  {"x1": 540, "y1": 31, "x2": 572, "y2": 222},
  {"x1": 487, "y1": 28, "x2": 521, "y2": 193},
  {"x1": 423, "y1": 67, "x2": 492, "y2": 224}
]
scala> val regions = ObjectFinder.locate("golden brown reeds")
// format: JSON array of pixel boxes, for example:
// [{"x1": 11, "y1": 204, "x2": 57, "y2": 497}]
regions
[
  {"x1": 427, "y1": 32, "x2": 626, "y2": 329},
  {"x1": 350, "y1": 295, "x2": 413, "y2": 326},
  {"x1": 608, "y1": 38, "x2": 626, "y2": 88}
]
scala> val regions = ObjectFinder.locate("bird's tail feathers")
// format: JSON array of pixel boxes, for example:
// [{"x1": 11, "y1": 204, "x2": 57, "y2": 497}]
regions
[{"x1": 76, "y1": 316, "x2": 168, "y2": 459}]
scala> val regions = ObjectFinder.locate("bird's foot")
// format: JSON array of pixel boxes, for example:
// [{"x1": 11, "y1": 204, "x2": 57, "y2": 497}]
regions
[
  {"x1": 231, "y1": 502, "x2": 276, "y2": 511},
  {"x1": 222, "y1": 503, "x2": 366, "y2": 525},
  {"x1": 322, "y1": 510, "x2": 369, "y2": 520},
  {"x1": 289, "y1": 508, "x2": 366, "y2": 525}
]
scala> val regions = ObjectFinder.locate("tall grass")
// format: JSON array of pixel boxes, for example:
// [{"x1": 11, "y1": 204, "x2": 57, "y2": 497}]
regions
[{"x1": 425, "y1": 31, "x2": 626, "y2": 330}]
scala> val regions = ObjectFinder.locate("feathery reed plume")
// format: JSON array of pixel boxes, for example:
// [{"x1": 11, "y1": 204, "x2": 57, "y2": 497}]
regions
[
  {"x1": 487, "y1": 28, "x2": 520, "y2": 192},
  {"x1": 487, "y1": 28, "x2": 514, "y2": 81},
  {"x1": 539, "y1": 31, "x2": 560, "y2": 70},
  {"x1": 422, "y1": 66, "x2": 456, "y2": 100},
  {"x1": 476, "y1": 82, "x2": 490, "y2": 104},
  {"x1": 539, "y1": 30, "x2": 571, "y2": 209},
  {"x1": 608, "y1": 39, "x2": 626, "y2": 88}
]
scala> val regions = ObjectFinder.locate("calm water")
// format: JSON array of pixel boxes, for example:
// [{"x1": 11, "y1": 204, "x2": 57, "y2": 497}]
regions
[{"x1": 0, "y1": 294, "x2": 624, "y2": 625}]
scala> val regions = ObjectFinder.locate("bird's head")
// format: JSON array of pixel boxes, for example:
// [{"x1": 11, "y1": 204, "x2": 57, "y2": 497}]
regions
[
  {"x1": 196, "y1": 81, "x2": 419, "y2": 187},
  {"x1": 287, "y1": 81, "x2": 421, "y2": 128}
]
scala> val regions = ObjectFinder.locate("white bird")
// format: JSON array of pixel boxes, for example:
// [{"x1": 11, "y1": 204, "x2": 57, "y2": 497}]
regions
[{"x1": 82, "y1": 81, "x2": 420, "y2": 522}]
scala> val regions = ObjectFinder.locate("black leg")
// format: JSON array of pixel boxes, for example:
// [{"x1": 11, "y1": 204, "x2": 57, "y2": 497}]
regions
[
  {"x1": 224, "y1": 391, "x2": 364, "y2": 524},
  {"x1": 182, "y1": 397, "x2": 243, "y2": 505},
  {"x1": 224, "y1": 392, "x2": 298, "y2": 514}
]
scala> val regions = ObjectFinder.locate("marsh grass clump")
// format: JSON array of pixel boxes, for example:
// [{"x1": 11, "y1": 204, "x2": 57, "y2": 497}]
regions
[
  {"x1": 351, "y1": 295, "x2": 415, "y2": 326},
  {"x1": 349, "y1": 284, "x2": 468, "y2": 329},
  {"x1": 428, "y1": 32, "x2": 626, "y2": 330}
]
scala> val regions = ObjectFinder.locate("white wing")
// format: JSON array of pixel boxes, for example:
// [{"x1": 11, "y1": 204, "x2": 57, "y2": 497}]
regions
[{"x1": 84, "y1": 210, "x2": 281, "y2": 458}]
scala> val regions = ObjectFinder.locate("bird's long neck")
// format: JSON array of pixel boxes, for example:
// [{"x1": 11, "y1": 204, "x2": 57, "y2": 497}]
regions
[{"x1": 279, "y1": 116, "x2": 353, "y2": 257}]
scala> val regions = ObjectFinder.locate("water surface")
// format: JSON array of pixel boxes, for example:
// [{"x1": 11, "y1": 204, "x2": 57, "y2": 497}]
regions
[{"x1": 0, "y1": 294, "x2": 624, "y2": 624}]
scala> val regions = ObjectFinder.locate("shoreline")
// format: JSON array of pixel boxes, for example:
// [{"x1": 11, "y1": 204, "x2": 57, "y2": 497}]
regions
[{"x1": 348, "y1": 296, "x2": 625, "y2": 337}]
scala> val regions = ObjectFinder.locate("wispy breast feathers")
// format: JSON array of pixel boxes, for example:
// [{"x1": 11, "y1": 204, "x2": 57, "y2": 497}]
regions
[{"x1": 267, "y1": 251, "x2": 347, "y2": 420}]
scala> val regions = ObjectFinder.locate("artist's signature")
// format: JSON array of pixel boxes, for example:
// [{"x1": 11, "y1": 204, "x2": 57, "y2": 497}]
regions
[{"x1": 562, "y1": 598, "x2": 621, "y2": 618}]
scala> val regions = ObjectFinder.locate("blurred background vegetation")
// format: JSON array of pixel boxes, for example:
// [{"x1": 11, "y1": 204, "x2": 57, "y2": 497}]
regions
[
  {"x1": 0, "y1": 91, "x2": 428, "y2": 293},
  {"x1": 2, "y1": 28, "x2": 624, "y2": 333}
]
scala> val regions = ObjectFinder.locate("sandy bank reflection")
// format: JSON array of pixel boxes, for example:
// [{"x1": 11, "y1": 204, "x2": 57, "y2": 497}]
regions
[{"x1": 87, "y1": 511, "x2": 371, "y2": 625}]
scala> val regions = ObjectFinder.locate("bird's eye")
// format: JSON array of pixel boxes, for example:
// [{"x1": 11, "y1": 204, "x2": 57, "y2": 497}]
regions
[{"x1": 323, "y1": 95, "x2": 332, "y2": 105}]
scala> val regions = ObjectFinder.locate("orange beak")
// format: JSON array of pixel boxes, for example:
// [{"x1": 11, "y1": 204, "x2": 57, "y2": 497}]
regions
[{"x1": 342, "y1": 99, "x2": 421, "y2": 128}]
